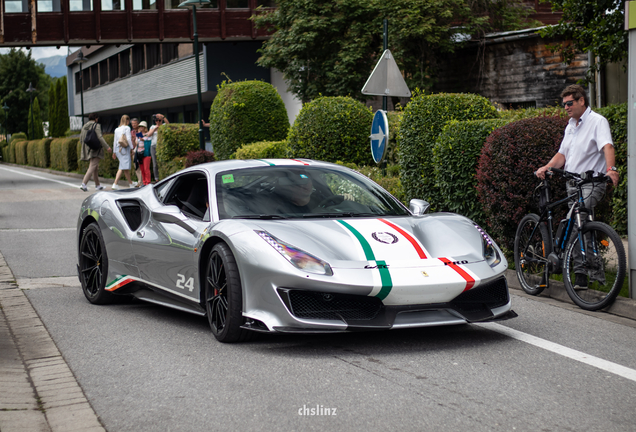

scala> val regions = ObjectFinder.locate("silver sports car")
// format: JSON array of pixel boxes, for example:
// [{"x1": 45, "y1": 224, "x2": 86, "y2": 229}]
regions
[{"x1": 77, "y1": 159, "x2": 516, "y2": 342}]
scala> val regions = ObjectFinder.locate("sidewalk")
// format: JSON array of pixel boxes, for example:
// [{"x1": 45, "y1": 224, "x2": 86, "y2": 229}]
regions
[{"x1": 0, "y1": 252, "x2": 104, "y2": 432}]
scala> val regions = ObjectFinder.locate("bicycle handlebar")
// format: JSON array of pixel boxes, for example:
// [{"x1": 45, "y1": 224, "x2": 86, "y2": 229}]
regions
[{"x1": 545, "y1": 167, "x2": 610, "y2": 185}]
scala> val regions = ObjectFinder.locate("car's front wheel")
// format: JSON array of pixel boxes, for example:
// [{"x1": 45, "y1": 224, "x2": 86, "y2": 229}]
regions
[
  {"x1": 79, "y1": 223, "x2": 113, "y2": 304},
  {"x1": 205, "y1": 243, "x2": 252, "y2": 343}
]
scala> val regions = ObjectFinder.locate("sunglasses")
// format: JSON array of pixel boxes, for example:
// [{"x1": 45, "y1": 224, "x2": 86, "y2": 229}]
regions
[{"x1": 562, "y1": 100, "x2": 575, "y2": 108}]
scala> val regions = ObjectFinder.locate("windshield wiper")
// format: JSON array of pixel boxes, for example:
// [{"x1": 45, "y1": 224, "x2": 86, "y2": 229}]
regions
[
  {"x1": 232, "y1": 214, "x2": 288, "y2": 219},
  {"x1": 300, "y1": 212, "x2": 356, "y2": 218}
]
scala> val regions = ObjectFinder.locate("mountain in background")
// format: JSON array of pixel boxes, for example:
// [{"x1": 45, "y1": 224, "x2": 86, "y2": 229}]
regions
[{"x1": 37, "y1": 55, "x2": 67, "y2": 78}]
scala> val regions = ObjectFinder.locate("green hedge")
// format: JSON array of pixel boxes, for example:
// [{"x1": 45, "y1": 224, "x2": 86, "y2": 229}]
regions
[
  {"x1": 50, "y1": 137, "x2": 79, "y2": 172},
  {"x1": 210, "y1": 80, "x2": 289, "y2": 160},
  {"x1": 159, "y1": 156, "x2": 187, "y2": 180},
  {"x1": 384, "y1": 110, "x2": 402, "y2": 167},
  {"x1": 10, "y1": 132, "x2": 27, "y2": 144},
  {"x1": 497, "y1": 106, "x2": 568, "y2": 121},
  {"x1": 156, "y1": 124, "x2": 200, "y2": 166},
  {"x1": 0, "y1": 140, "x2": 7, "y2": 162},
  {"x1": 287, "y1": 96, "x2": 373, "y2": 165},
  {"x1": 234, "y1": 140, "x2": 289, "y2": 159},
  {"x1": 596, "y1": 103, "x2": 627, "y2": 235},
  {"x1": 397, "y1": 92, "x2": 498, "y2": 208},
  {"x1": 27, "y1": 138, "x2": 52, "y2": 168},
  {"x1": 14, "y1": 140, "x2": 29, "y2": 165},
  {"x1": 433, "y1": 119, "x2": 510, "y2": 224}
]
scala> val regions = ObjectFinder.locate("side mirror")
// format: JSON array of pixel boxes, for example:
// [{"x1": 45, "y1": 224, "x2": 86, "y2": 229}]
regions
[
  {"x1": 409, "y1": 199, "x2": 430, "y2": 216},
  {"x1": 152, "y1": 205, "x2": 196, "y2": 234}
]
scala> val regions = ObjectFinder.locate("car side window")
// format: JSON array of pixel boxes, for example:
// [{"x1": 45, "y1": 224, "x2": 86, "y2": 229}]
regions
[{"x1": 164, "y1": 173, "x2": 210, "y2": 221}]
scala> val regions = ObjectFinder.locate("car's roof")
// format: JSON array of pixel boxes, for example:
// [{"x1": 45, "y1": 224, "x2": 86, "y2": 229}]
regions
[{"x1": 180, "y1": 159, "x2": 350, "y2": 177}]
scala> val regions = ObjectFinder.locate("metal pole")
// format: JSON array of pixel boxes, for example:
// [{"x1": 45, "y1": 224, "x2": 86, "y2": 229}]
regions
[
  {"x1": 80, "y1": 63, "x2": 85, "y2": 124},
  {"x1": 627, "y1": 23, "x2": 636, "y2": 299},
  {"x1": 382, "y1": 19, "x2": 388, "y2": 112},
  {"x1": 29, "y1": 94, "x2": 33, "y2": 139},
  {"x1": 193, "y1": 5, "x2": 204, "y2": 150}
]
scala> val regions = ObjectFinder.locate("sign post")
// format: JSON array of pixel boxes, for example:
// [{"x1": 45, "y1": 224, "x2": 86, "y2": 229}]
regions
[{"x1": 626, "y1": 1, "x2": 636, "y2": 298}]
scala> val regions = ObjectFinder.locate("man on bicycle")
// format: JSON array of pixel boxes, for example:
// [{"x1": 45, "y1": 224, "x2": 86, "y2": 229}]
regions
[{"x1": 535, "y1": 84, "x2": 619, "y2": 289}]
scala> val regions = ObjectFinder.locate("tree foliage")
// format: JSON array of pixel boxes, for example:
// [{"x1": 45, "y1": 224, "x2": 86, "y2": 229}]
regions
[
  {"x1": 0, "y1": 49, "x2": 52, "y2": 136},
  {"x1": 27, "y1": 97, "x2": 45, "y2": 140},
  {"x1": 539, "y1": 0, "x2": 627, "y2": 80},
  {"x1": 56, "y1": 78, "x2": 70, "y2": 136},
  {"x1": 254, "y1": 0, "x2": 538, "y2": 102},
  {"x1": 48, "y1": 83, "x2": 59, "y2": 137}
]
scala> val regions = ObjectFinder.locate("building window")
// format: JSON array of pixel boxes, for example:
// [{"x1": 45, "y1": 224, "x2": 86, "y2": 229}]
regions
[
  {"x1": 82, "y1": 68, "x2": 90, "y2": 91},
  {"x1": 162, "y1": 44, "x2": 179, "y2": 64},
  {"x1": 5, "y1": 0, "x2": 24, "y2": 12},
  {"x1": 37, "y1": 0, "x2": 62, "y2": 12},
  {"x1": 132, "y1": 45, "x2": 145, "y2": 74},
  {"x1": 75, "y1": 72, "x2": 81, "y2": 94},
  {"x1": 69, "y1": 0, "x2": 93, "y2": 11},
  {"x1": 90, "y1": 65, "x2": 98, "y2": 88},
  {"x1": 109, "y1": 56, "x2": 119, "y2": 81},
  {"x1": 226, "y1": 0, "x2": 247, "y2": 7},
  {"x1": 120, "y1": 49, "x2": 131, "y2": 78},
  {"x1": 102, "y1": 0, "x2": 124, "y2": 10},
  {"x1": 146, "y1": 44, "x2": 160, "y2": 69},
  {"x1": 132, "y1": 0, "x2": 156, "y2": 10},
  {"x1": 99, "y1": 61, "x2": 108, "y2": 85},
  {"x1": 256, "y1": 0, "x2": 275, "y2": 6}
]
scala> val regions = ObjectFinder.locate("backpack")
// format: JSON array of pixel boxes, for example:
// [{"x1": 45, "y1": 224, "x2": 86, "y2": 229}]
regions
[{"x1": 84, "y1": 123, "x2": 101, "y2": 151}]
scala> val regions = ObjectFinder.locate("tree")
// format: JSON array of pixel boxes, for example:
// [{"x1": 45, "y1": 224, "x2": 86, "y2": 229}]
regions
[
  {"x1": 48, "y1": 82, "x2": 59, "y2": 137},
  {"x1": 56, "y1": 77, "x2": 70, "y2": 136},
  {"x1": 0, "y1": 49, "x2": 52, "y2": 135},
  {"x1": 539, "y1": 0, "x2": 627, "y2": 81},
  {"x1": 254, "y1": 0, "x2": 538, "y2": 102},
  {"x1": 28, "y1": 97, "x2": 45, "y2": 139}
]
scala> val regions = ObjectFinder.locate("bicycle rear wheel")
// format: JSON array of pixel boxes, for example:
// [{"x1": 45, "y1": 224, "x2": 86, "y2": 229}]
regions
[
  {"x1": 514, "y1": 214, "x2": 551, "y2": 295},
  {"x1": 563, "y1": 221, "x2": 626, "y2": 311}
]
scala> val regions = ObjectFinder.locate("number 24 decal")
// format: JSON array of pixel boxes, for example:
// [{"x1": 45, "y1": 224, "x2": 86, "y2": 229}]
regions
[{"x1": 176, "y1": 274, "x2": 195, "y2": 292}]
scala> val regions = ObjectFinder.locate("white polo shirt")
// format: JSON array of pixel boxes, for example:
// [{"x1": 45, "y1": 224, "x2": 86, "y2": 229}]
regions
[{"x1": 558, "y1": 106, "x2": 613, "y2": 175}]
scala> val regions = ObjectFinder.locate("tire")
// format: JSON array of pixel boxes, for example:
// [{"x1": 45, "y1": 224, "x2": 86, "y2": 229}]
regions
[
  {"x1": 514, "y1": 214, "x2": 551, "y2": 296},
  {"x1": 562, "y1": 221, "x2": 626, "y2": 311},
  {"x1": 205, "y1": 243, "x2": 253, "y2": 343},
  {"x1": 78, "y1": 223, "x2": 114, "y2": 305}
]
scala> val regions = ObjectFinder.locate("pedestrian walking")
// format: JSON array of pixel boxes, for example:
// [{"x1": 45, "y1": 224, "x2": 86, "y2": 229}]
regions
[
  {"x1": 146, "y1": 113, "x2": 169, "y2": 182},
  {"x1": 111, "y1": 115, "x2": 133, "y2": 189},
  {"x1": 79, "y1": 113, "x2": 111, "y2": 192},
  {"x1": 136, "y1": 121, "x2": 152, "y2": 186}
]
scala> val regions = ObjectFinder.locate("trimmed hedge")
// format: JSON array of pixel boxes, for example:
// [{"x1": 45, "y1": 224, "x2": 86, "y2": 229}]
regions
[
  {"x1": 210, "y1": 80, "x2": 289, "y2": 160},
  {"x1": 234, "y1": 140, "x2": 289, "y2": 159},
  {"x1": 14, "y1": 140, "x2": 29, "y2": 165},
  {"x1": 287, "y1": 96, "x2": 374, "y2": 165},
  {"x1": 0, "y1": 140, "x2": 7, "y2": 162},
  {"x1": 159, "y1": 156, "x2": 187, "y2": 180},
  {"x1": 476, "y1": 116, "x2": 568, "y2": 251},
  {"x1": 156, "y1": 124, "x2": 200, "y2": 166},
  {"x1": 596, "y1": 103, "x2": 627, "y2": 235},
  {"x1": 433, "y1": 119, "x2": 510, "y2": 224},
  {"x1": 50, "y1": 138, "x2": 79, "y2": 172},
  {"x1": 385, "y1": 110, "x2": 402, "y2": 166},
  {"x1": 10, "y1": 132, "x2": 27, "y2": 144},
  {"x1": 497, "y1": 106, "x2": 568, "y2": 121},
  {"x1": 398, "y1": 93, "x2": 498, "y2": 208},
  {"x1": 27, "y1": 138, "x2": 52, "y2": 168}
]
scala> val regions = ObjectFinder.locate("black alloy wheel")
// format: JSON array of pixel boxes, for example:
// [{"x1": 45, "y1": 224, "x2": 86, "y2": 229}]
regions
[
  {"x1": 79, "y1": 223, "x2": 113, "y2": 304},
  {"x1": 205, "y1": 243, "x2": 253, "y2": 343}
]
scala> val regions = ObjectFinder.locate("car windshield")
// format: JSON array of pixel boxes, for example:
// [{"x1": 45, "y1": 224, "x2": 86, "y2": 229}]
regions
[{"x1": 216, "y1": 166, "x2": 409, "y2": 219}]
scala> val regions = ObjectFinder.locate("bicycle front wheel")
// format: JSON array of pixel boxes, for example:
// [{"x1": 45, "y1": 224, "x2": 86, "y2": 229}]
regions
[
  {"x1": 514, "y1": 214, "x2": 551, "y2": 296},
  {"x1": 563, "y1": 221, "x2": 626, "y2": 311}
]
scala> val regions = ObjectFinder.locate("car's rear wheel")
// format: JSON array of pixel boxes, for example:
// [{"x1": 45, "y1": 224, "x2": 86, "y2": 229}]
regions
[
  {"x1": 205, "y1": 243, "x2": 253, "y2": 343},
  {"x1": 79, "y1": 223, "x2": 114, "y2": 304}
]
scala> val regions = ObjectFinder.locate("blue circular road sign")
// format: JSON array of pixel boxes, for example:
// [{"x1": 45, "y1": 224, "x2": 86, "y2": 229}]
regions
[{"x1": 370, "y1": 110, "x2": 389, "y2": 164}]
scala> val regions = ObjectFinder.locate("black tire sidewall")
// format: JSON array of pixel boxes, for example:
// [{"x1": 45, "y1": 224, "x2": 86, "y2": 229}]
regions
[
  {"x1": 79, "y1": 223, "x2": 112, "y2": 304},
  {"x1": 514, "y1": 213, "x2": 550, "y2": 296}
]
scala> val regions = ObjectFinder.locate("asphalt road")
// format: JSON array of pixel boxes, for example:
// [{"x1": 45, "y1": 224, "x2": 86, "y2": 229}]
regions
[{"x1": 2, "y1": 164, "x2": 636, "y2": 432}]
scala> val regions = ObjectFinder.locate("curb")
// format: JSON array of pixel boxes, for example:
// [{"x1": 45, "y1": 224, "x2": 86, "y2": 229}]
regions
[
  {"x1": 505, "y1": 269, "x2": 636, "y2": 321},
  {"x1": 0, "y1": 252, "x2": 105, "y2": 432}
]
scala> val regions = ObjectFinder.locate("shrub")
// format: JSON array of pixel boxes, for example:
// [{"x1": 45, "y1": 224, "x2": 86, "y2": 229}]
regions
[
  {"x1": 185, "y1": 150, "x2": 216, "y2": 168},
  {"x1": 476, "y1": 116, "x2": 568, "y2": 251},
  {"x1": 397, "y1": 92, "x2": 498, "y2": 208},
  {"x1": 497, "y1": 105, "x2": 568, "y2": 121},
  {"x1": 210, "y1": 80, "x2": 289, "y2": 160},
  {"x1": 385, "y1": 110, "x2": 402, "y2": 166},
  {"x1": 156, "y1": 124, "x2": 200, "y2": 165},
  {"x1": 14, "y1": 140, "x2": 29, "y2": 165},
  {"x1": 234, "y1": 140, "x2": 289, "y2": 159},
  {"x1": 0, "y1": 140, "x2": 7, "y2": 162},
  {"x1": 50, "y1": 137, "x2": 79, "y2": 171},
  {"x1": 27, "y1": 138, "x2": 52, "y2": 168},
  {"x1": 10, "y1": 132, "x2": 27, "y2": 144},
  {"x1": 433, "y1": 119, "x2": 510, "y2": 223},
  {"x1": 596, "y1": 103, "x2": 627, "y2": 235},
  {"x1": 159, "y1": 156, "x2": 187, "y2": 180},
  {"x1": 287, "y1": 96, "x2": 373, "y2": 165}
]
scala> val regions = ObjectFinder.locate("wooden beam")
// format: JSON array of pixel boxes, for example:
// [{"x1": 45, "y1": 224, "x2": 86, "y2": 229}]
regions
[
  {"x1": 249, "y1": 0, "x2": 255, "y2": 39},
  {"x1": 220, "y1": 0, "x2": 226, "y2": 40},
  {"x1": 94, "y1": 0, "x2": 101, "y2": 42},
  {"x1": 62, "y1": 0, "x2": 69, "y2": 43},
  {"x1": 158, "y1": 0, "x2": 164, "y2": 41},
  {"x1": 30, "y1": 0, "x2": 36, "y2": 43},
  {"x1": 126, "y1": 0, "x2": 132, "y2": 42},
  {"x1": 1, "y1": 0, "x2": 5, "y2": 44}
]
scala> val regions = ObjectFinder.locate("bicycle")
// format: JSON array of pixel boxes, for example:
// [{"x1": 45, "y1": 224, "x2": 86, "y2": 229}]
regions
[{"x1": 514, "y1": 167, "x2": 626, "y2": 311}]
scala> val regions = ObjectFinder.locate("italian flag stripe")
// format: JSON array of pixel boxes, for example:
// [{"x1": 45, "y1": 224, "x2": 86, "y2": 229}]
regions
[
  {"x1": 105, "y1": 275, "x2": 135, "y2": 292},
  {"x1": 336, "y1": 220, "x2": 393, "y2": 300},
  {"x1": 257, "y1": 159, "x2": 276, "y2": 166},
  {"x1": 379, "y1": 218, "x2": 428, "y2": 259},
  {"x1": 291, "y1": 159, "x2": 310, "y2": 165},
  {"x1": 439, "y1": 257, "x2": 475, "y2": 291}
]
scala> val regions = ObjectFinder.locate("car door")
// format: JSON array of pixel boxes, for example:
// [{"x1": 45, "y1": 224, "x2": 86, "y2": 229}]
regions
[{"x1": 131, "y1": 171, "x2": 211, "y2": 302}]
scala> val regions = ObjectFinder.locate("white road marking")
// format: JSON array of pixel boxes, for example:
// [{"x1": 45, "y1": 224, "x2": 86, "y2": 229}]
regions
[
  {"x1": 477, "y1": 322, "x2": 636, "y2": 383},
  {"x1": 0, "y1": 228, "x2": 75, "y2": 232},
  {"x1": 0, "y1": 166, "x2": 80, "y2": 188}
]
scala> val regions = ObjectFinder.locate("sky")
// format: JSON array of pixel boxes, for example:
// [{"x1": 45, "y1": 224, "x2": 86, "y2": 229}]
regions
[{"x1": 0, "y1": 46, "x2": 79, "y2": 60}]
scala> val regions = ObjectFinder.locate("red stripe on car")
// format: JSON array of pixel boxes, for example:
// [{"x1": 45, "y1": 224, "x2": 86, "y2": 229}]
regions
[
  {"x1": 439, "y1": 257, "x2": 475, "y2": 291},
  {"x1": 379, "y1": 218, "x2": 427, "y2": 259}
]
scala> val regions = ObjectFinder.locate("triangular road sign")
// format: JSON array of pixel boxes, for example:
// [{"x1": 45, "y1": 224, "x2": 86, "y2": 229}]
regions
[{"x1": 361, "y1": 49, "x2": 411, "y2": 97}]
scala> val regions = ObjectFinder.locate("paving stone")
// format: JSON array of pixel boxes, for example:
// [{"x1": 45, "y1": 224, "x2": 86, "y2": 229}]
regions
[{"x1": 0, "y1": 410, "x2": 51, "y2": 432}]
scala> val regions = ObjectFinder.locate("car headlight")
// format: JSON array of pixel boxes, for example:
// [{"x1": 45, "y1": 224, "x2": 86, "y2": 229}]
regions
[
  {"x1": 256, "y1": 231, "x2": 333, "y2": 276},
  {"x1": 474, "y1": 224, "x2": 501, "y2": 268}
]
